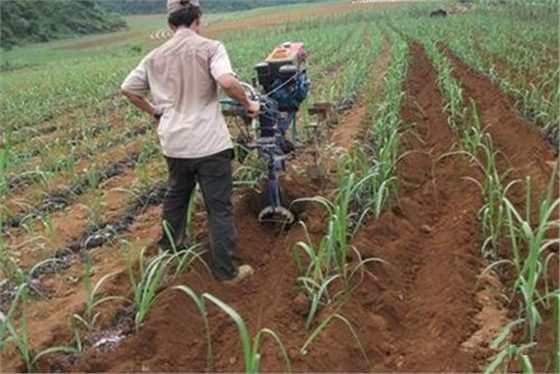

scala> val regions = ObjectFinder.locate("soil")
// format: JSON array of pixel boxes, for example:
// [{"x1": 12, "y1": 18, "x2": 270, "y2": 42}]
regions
[
  {"x1": 2, "y1": 8, "x2": 557, "y2": 374},
  {"x1": 52, "y1": 41, "x2": 549, "y2": 374}
]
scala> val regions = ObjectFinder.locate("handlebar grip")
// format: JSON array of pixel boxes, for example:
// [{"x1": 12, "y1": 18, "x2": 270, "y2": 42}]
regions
[{"x1": 220, "y1": 98, "x2": 242, "y2": 106}]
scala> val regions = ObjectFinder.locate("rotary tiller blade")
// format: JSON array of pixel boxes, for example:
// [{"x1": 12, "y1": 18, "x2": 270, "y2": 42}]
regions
[{"x1": 257, "y1": 206, "x2": 295, "y2": 225}]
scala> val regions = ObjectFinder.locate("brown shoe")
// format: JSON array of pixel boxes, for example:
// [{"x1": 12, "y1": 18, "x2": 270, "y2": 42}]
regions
[{"x1": 221, "y1": 265, "x2": 255, "y2": 285}]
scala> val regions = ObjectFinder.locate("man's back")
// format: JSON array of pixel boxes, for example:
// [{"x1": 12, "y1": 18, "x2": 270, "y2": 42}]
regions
[
  {"x1": 122, "y1": 28, "x2": 234, "y2": 158},
  {"x1": 146, "y1": 29, "x2": 221, "y2": 118}
]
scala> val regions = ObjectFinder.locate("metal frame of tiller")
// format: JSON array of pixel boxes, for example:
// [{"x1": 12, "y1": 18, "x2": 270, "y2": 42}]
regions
[
  {"x1": 221, "y1": 82, "x2": 297, "y2": 225},
  {"x1": 220, "y1": 42, "x2": 335, "y2": 225}
]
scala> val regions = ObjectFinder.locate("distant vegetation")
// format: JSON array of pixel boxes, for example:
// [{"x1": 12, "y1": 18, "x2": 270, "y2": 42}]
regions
[
  {"x1": 0, "y1": 0, "x2": 326, "y2": 49},
  {"x1": 0, "y1": 0, "x2": 127, "y2": 49},
  {"x1": 100, "y1": 0, "x2": 326, "y2": 15}
]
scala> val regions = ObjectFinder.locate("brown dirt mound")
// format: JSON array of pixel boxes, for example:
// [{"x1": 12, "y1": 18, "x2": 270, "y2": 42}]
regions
[{"x1": 348, "y1": 42, "x2": 487, "y2": 372}]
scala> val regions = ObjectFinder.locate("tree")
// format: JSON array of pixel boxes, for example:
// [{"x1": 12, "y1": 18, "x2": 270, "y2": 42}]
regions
[{"x1": 0, "y1": 0, "x2": 127, "y2": 49}]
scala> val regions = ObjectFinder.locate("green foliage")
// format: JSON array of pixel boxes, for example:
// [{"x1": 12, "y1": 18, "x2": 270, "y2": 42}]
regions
[{"x1": 0, "y1": 0, "x2": 127, "y2": 49}]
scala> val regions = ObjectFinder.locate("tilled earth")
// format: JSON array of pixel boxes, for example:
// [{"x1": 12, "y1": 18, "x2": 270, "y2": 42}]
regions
[{"x1": 1, "y1": 9, "x2": 557, "y2": 374}]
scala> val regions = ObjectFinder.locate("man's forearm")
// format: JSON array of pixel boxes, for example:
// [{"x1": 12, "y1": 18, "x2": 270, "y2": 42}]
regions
[
  {"x1": 122, "y1": 90, "x2": 157, "y2": 117},
  {"x1": 221, "y1": 83, "x2": 251, "y2": 108},
  {"x1": 218, "y1": 75, "x2": 252, "y2": 109}
]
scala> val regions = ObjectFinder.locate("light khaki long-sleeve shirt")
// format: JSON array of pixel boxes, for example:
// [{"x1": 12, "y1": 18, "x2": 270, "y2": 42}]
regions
[{"x1": 121, "y1": 28, "x2": 234, "y2": 158}]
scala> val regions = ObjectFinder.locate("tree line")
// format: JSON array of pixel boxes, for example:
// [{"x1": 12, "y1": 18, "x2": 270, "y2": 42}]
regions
[
  {"x1": 0, "y1": 0, "x2": 326, "y2": 49},
  {"x1": 100, "y1": 0, "x2": 326, "y2": 15},
  {"x1": 0, "y1": 0, "x2": 126, "y2": 49}
]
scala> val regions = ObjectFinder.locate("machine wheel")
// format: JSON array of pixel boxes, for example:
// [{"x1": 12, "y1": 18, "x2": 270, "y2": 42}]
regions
[{"x1": 247, "y1": 187, "x2": 298, "y2": 228}]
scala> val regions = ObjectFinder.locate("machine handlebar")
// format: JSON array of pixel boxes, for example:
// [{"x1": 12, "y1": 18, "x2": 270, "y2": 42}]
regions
[{"x1": 219, "y1": 82, "x2": 260, "y2": 105}]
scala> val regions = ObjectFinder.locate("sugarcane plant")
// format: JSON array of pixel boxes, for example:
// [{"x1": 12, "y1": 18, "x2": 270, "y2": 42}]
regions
[
  {"x1": 0, "y1": 284, "x2": 79, "y2": 372},
  {"x1": 173, "y1": 286, "x2": 292, "y2": 374}
]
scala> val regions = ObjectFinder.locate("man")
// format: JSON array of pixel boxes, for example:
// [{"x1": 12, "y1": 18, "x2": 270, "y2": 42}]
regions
[{"x1": 121, "y1": 0, "x2": 258, "y2": 284}]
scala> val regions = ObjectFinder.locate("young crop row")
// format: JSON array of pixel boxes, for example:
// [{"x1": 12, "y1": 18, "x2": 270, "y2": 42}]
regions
[
  {"x1": 6, "y1": 121, "x2": 152, "y2": 194},
  {"x1": 3, "y1": 133, "x2": 159, "y2": 227},
  {"x1": 1, "y1": 153, "x2": 168, "y2": 285},
  {"x1": 292, "y1": 25, "x2": 406, "y2": 337},
  {"x1": 394, "y1": 4, "x2": 559, "y2": 143},
  {"x1": 7, "y1": 103, "x2": 148, "y2": 169},
  {"x1": 402, "y1": 22, "x2": 559, "y2": 371}
]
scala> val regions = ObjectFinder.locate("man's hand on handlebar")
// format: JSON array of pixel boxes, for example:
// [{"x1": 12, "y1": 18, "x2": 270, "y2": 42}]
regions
[
  {"x1": 246, "y1": 100, "x2": 260, "y2": 118},
  {"x1": 217, "y1": 74, "x2": 260, "y2": 118}
]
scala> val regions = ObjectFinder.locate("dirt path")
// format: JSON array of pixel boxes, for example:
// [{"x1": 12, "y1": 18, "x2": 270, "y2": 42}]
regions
[
  {"x1": 331, "y1": 36, "x2": 391, "y2": 150},
  {"x1": 344, "y1": 42, "x2": 485, "y2": 372}
]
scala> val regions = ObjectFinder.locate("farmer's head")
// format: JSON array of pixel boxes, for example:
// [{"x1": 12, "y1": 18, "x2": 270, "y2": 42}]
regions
[{"x1": 167, "y1": 0, "x2": 202, "y2": 33}]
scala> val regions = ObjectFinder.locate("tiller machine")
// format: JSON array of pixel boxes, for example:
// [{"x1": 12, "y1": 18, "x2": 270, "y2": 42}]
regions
[{"x1": 221, "y1": 42, "x2": 332, "y2": 225}]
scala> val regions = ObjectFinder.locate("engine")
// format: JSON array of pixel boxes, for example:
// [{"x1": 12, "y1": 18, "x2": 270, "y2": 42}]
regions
[
  {"x1": 254, "y1": 42, "x2": 310, "y2": 113},
  {"x1": 219, "y1": 42, "x2": 313, "y2": 224}
]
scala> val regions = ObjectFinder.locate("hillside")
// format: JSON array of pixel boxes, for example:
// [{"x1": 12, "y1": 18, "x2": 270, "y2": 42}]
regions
[
  {"x1": 100, "y1": 0, "x2": 327, "y2": 15},
  {"x1": 0, "y1": 0, "x2": 126, "y2": 49}
]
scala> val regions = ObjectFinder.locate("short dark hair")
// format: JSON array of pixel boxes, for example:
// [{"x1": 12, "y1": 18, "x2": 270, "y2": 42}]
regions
[{"x1": 168, "y1": 5, "x2": 202, "y2": 28}]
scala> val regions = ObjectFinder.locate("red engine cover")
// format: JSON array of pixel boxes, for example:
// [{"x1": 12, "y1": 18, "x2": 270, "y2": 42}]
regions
[{"x1": 265, "y1": 42, "x2": 307, "y2": 67}]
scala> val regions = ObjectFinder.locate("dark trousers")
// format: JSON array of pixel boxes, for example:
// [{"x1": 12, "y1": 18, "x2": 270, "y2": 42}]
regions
[{"x1": 161, "y1": 149, "x2": 238, "y2": 280}]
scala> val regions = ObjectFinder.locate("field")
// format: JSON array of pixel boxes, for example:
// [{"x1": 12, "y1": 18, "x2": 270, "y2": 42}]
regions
[{"x1": 1, "y1": 1, "x2": 559, "y2": 372}]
